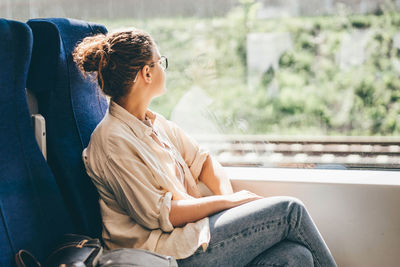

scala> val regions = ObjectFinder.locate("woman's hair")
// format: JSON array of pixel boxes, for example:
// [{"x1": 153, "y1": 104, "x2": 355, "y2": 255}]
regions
[{"x1": 73, "y1": 29, "x2": 155, "y2": 100}]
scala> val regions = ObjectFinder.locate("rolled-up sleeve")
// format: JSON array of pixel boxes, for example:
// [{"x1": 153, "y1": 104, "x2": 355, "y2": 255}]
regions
[
  {"x1": 167, "y1": 121, "x2": 209, "y2": 181},
  {"x1": 104, "y1": 155, "x2": 174, "y2": 232}
]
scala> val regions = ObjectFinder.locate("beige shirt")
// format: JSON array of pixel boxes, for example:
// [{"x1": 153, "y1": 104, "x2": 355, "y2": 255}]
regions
[{"x1": 82, "y1": 101, "x2": 211, "y2": 259}]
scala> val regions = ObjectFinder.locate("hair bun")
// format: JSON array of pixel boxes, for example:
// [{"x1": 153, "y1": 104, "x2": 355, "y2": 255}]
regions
[{"x1": 73, "y1": 34, "x2": 110, "y2": 73}]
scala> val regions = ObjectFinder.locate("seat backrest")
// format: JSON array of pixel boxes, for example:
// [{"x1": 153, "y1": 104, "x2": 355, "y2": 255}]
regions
[
  {"x1": 0, "y1": 19, "x2": 74, "y2": 266},
  {"x1": 27, "y1": 18, "x2": 108, "y2": 238}
]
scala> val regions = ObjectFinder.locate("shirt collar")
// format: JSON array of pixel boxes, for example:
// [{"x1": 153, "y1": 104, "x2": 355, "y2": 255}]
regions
[{"x1": 109, "y1": 100, "x2": 156, "y2": 139}]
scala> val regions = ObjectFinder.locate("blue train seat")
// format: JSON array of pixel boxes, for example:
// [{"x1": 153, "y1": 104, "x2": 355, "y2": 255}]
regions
[
  {"x1": 26, "y1": 18, "x2": 109, "y2": 238},
  {"x1": 0, "y1": 18, "x2": 74, "y2": 266}
]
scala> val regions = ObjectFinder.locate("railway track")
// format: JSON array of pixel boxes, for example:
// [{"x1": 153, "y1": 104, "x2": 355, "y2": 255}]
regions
[{"x1": 194, "y1": 135, "x2": 400, "y2": 169}]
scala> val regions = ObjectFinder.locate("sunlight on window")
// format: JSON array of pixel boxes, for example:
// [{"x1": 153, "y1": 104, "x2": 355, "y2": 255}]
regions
[{"x1": 4, "y1": 0, "x2": 399, "y2": 170}]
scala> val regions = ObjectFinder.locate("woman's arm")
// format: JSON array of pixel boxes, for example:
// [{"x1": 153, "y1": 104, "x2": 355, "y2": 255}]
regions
[
  {"x1": 198, "y1": 155, "x2": 234, "y2": 195},
  {"x1": 169, "y1": 190, "x2": 262, "y2": 227},
  {"x1": 165, "y1": 120, "x2": 233, "y2": 195}
]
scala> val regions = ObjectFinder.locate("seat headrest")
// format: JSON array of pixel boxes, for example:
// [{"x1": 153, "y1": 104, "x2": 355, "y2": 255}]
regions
[
  {"x1": 27, "y1": 18, "x2": 107, "y2": 94},
  {"x1": 0, "y1": 19, "x2": 32, "y2": 98}
]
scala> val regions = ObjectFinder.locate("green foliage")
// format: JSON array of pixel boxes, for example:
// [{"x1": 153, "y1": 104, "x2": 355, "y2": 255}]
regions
[{"x1": 99, "y1": 2, "x2": 400, "y2": 136}]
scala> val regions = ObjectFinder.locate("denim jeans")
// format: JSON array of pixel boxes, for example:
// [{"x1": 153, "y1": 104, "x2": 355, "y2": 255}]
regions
[{"x1": 178, "y1": 197, "x2": 337, "y2": 267}]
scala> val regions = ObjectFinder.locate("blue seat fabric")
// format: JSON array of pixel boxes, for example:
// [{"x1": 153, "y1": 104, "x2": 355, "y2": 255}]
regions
[
  {"x1": 27, "y1": 18, "x2": 108, "y2": 238},
  {"x1": 0, "y1": 19, "x2": 74, "y2": 266}
]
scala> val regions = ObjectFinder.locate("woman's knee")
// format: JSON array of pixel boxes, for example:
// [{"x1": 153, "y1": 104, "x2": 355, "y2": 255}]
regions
[
  {"x1": 290, "y1": 196, "x2": 307, "y2": 211},
  {"x1": 281, "y1": 196, "x2": 305, "y2": 207},
  {"x1": 248, "y1": 196, "x2": 307, "y2": 223},
  {"x1": 269, "y1": 196, "x2": 308, "y2": 226},
  {"x1": 272, "y1": 196, "x2": 307, "y2": 214}
]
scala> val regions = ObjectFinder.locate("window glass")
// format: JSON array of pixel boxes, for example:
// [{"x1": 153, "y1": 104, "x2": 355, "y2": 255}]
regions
[{"x1": 5, "y1": 0, "x2": 399, "y2": 170}]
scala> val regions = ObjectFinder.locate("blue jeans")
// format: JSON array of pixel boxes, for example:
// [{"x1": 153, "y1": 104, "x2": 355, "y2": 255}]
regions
[{"x1": 178, "y1": 197, "x2": 337, "y2": 267}]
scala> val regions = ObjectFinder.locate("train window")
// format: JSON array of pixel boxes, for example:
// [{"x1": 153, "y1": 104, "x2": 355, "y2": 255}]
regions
[{"x1": 4, "y1": 0, "x2": 399, "y2": 171}]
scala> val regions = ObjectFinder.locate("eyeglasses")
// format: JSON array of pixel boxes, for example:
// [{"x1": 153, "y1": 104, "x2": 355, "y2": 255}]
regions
[
  {"x1": 149, "y1": 56, "x2": 168, "y2": 70},
  {"x1": 133, "y1": 56, "x2": 168, "y2": 83}
]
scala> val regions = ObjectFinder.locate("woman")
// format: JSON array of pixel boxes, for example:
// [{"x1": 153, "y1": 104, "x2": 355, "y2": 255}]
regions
[{"x1": 74, "y1": 29, "x2": 337, "y2": 267}]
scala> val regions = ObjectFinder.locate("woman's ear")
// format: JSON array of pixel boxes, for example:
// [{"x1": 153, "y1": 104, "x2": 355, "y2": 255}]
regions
[{"x1": 142, "y1": 65, "x2": 152, "y2": 83}]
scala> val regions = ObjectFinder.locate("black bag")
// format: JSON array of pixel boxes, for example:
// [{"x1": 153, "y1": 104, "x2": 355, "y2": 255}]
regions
[
  {"x1": 45, "y1": 234, "x2": 103, "y2": 267},
  {"x1": 15, "y1": 234, "x2": 178, "y2": 267},
  {"x1": 15, "y1": 234, "x2": 103, "y2": 267}
]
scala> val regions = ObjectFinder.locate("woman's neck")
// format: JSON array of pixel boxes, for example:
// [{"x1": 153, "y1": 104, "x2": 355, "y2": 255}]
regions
[{"x1": 114, "y1": 94, "x2": 150, "y2": 121}]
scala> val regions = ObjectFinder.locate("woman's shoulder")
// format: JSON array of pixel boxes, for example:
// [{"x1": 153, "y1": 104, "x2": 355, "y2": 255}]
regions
[
  {"x1": 91, "y1": 112, "x2": 122, "y2": 138},
  {"x1": 89, "y1": 112, "x2": 139, "y2": 156}
]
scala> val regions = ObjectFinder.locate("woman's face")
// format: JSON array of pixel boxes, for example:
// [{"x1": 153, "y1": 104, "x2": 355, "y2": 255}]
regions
[{"x1": 148, "y1": 45, "x2": 166, "y2": 98}]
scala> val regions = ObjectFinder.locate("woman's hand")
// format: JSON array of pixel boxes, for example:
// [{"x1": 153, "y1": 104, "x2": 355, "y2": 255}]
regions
[
  {"x1": 169, "y1": 190, "x2": 263, "y2": 227},
  {"x1": 224, "y1": 190, "x2": 264, "y2": 209}
]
